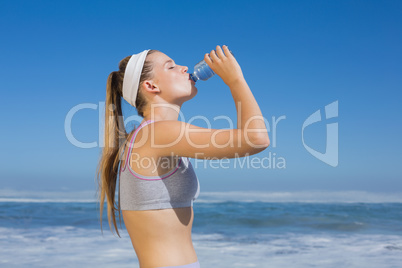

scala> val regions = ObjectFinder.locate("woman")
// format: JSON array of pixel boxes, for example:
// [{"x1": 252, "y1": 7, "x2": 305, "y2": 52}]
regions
[{"x1": 96, "y1": 45, "x2": 270, "y2": 268}]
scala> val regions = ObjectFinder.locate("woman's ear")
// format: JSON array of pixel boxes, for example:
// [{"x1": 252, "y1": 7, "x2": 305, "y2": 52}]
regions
[{"x1": 142, "y1": 80, "x2": 160, "y2": 94}]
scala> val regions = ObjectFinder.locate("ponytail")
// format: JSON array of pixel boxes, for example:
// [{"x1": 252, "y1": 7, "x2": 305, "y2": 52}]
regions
[{"x1": 96, "y1": 50, "x2": 158, "y2": 237}]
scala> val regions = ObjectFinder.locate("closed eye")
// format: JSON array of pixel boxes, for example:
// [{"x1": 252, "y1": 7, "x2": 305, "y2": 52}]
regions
[{"x1": 169, "y1": 66, "x2": 176, "y2": 69}]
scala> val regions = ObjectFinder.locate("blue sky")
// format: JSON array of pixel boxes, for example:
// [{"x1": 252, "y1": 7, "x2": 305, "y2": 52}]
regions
[{"x1": 0, "y1": 0, "x2": 401, "y2": 195}]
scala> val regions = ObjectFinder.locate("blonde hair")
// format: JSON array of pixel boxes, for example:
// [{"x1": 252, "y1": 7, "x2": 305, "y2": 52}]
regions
[{"x1": 96, "y1": 50, "x2": 158, "y2": 236}]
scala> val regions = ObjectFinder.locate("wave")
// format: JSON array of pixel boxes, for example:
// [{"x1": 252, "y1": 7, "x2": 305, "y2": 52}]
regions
[
  {"x1": 0, "y1": 226, "x2": 401, "y2": 268},
  {"x1": 0, "y1": 198, "x2": 96, "y2": 203},
  {"x1": 1, "y1": 189, "x2": 402, "y2": 203}
]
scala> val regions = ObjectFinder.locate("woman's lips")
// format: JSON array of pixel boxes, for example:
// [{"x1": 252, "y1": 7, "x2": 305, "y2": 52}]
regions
[{"x1": 188, "y1": 74, "x2": 196, "y2": 84}]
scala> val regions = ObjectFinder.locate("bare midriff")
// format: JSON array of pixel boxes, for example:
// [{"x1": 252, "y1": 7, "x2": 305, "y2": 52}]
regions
[{"x1": 122, "y1": 207, "x2": 198, "y2": 268}]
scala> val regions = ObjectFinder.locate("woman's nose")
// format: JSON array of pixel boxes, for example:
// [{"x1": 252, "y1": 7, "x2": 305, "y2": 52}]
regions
[{"x1": 181, "y1": 66, "x2": 188, "y2": 73}]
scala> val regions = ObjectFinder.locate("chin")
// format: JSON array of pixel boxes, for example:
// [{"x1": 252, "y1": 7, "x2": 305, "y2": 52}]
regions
[
  {"x1": 193, "y1": 85, "x2": 198, "y2": 92},
  {"x1": 189, "y1": 87, "x2": 198, "y2": 99}
]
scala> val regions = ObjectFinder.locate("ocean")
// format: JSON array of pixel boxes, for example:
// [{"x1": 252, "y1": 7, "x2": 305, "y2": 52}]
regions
[{"x1": 1, "y1": 191, "x2": 401, "y2": 268}]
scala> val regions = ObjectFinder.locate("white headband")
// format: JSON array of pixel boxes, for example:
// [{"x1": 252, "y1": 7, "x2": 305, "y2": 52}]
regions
[{"x1": 122, "y1": 49, "x2": 150, "y2": 107}]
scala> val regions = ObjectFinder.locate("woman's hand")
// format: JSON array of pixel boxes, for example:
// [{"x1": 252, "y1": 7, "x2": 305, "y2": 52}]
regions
[{"x1": 204, "y1": 45, "x2": 244, "y2": 87}]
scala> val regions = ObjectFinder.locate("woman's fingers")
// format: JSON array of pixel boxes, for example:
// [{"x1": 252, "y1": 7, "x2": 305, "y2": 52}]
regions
[
  {"x1": 204, "y1": 52, "x2": 213, "y2": 66},
  {"x1": 204, "y1": 44, "x2": 243, "y2": 86},
  {"x1": 209, "y1": 49, "x2": 219, "y2": 62},
  {"x1": 215, "y1": 45, "x2": 225, "y2": 60},
  {"x1": 222, "y1": 45, "x2": 232, "y2": 58},
  {"x1": 204, "y1": 45, "x2": 234, "y2": 71}
]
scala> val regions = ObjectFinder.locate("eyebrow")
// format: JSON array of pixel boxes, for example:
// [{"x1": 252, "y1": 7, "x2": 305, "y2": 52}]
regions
[{"x1": 164, "y1": 59, "x2": 174, "y2": 66}]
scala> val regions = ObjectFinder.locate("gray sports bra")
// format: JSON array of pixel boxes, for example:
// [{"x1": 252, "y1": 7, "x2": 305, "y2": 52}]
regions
[{"x1": 119, "y1": 120, "x2": 200, "y2": 211}]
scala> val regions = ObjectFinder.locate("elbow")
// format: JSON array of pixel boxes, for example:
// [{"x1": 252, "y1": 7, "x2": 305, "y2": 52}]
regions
[
  {"x1": 257, "y1": 135, "x2": 270, "y2": 149},
  {"x1": 253, "y1": 135, "x2": 270, "y2": 149}
]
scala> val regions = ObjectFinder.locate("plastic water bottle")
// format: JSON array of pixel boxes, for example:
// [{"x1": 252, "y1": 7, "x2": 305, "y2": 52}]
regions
[{"x1": 190, "y1": 50, "x2": 233, "y2": 82}]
